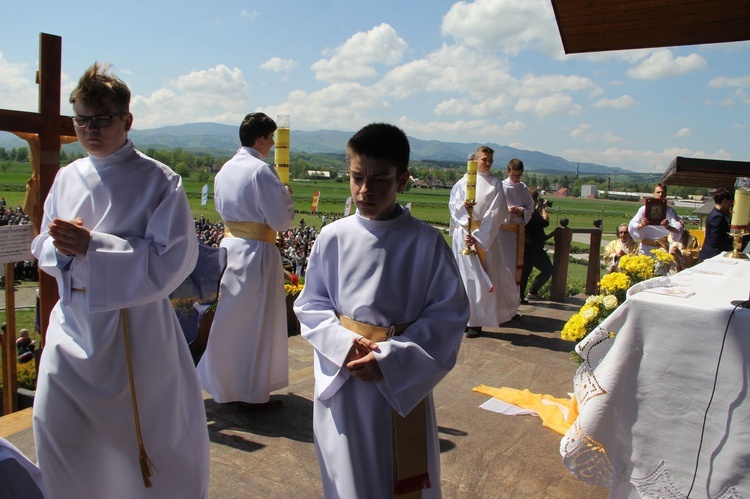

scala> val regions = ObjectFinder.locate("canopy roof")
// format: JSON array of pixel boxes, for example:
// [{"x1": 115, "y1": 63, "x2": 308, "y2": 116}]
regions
[
  {"x1": 550, "y1": 0, "x2": 750, "y2": 54},
  {"x1": 660, "y1": 157, "x2": 750, "y2": 190}
]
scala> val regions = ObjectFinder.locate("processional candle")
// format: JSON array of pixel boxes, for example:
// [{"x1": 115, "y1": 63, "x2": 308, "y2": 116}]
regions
[
  {"x1": 465, "y1": 159, "x2": 478, "y2": 202},
  {"x1": 731, "y1": 177, "x2": 750, "y2": 231},
  {"x1": 274, "y1": 114, "x2": 290, "y2": 186}
]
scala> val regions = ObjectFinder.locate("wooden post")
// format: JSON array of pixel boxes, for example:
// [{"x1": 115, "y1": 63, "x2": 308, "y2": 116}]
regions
[
  {"x1": 586, "y1": 230, "x2": 602, "y2": 295},
  {"x1": 0, "y1": 33, "x2": 74, "y2": 352},
  {"x1": 550, "y1": 227, "x2": 572, "y2": 301},
  {"x1": 2, "y1": 264, "x2": 18, "y2": 415}
]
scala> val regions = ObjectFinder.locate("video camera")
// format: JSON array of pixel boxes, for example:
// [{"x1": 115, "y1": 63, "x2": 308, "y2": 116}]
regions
[{"x1": 538, "y1": 198, "x2": 553, "y2": 208}]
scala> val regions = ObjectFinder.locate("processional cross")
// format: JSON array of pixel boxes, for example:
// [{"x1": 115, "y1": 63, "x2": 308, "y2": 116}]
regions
[{"x1": 0, "y1": 33, "x2": 76, "y2": 413}]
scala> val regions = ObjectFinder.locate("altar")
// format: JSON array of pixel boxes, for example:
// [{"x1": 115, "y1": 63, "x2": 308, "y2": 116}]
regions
[{"x1": 561, "y1": 255, "x2": 750, "y2": 497}]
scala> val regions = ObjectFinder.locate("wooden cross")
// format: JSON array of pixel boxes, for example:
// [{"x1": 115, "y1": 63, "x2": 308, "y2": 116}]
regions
[{"x1": 0, "y1": 33, "x2": 76, "y2": 413}]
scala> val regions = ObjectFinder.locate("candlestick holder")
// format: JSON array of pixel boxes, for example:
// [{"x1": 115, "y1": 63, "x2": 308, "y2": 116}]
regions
[
  {"x1": 725, "y1": 230, "x2": 749, "y2": 259},
  {"x1": 461, "y1": 201, "x2": 477, "y2": 256}
]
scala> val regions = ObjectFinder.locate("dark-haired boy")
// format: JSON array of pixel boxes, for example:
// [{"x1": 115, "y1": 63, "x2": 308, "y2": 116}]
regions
[
  {"x1": 294, "y1": 123, "x2": 468, "y2": 498},
  {"x1": 197, "y1": 112, "x2": 294, "y2": 408}
]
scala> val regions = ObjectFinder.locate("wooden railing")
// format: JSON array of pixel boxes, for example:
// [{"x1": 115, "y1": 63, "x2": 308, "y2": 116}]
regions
[{"x1": 549, "y1": 220, "x2": 602, "y2": 302}]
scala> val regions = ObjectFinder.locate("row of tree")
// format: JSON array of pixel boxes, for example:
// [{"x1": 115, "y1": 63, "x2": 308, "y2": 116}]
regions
[{"x1": 1, "y1": 145, "x2": 711, "y2": 197}]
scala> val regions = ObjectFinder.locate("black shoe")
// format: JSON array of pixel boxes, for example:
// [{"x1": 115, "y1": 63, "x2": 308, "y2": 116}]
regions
[
  {"x1": 465, "y1": 327, "x2": 481, "y2": 338},
  {"x1": 520, "y1": 299, "x2": 530, "y2": 305}
]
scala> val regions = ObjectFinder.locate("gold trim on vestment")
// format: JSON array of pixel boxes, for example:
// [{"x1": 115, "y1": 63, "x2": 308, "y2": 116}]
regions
[
  {"x1": 223, "y1": 221, "x2": 276, "y2": 243},
  {"x1": 337, "y1": 315, "x2": 431, "y2": 497},
  {"x1": 641, "y1": 236, "x2": 668, "y2": 250}
]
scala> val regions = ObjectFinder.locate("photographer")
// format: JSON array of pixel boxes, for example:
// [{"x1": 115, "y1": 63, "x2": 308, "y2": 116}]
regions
[{"x1": 520, "y1": 189, "x2": 554, "y2": 304}]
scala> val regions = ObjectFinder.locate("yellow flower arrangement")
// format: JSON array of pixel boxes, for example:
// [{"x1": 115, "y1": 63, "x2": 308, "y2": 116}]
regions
[{"x1": 561, "y1": 251, "x2": 670, "y2": 351}]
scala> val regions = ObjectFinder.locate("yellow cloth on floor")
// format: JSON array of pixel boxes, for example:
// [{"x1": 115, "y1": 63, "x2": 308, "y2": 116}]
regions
[{"x1": 473, "y1": 385, "x2": 579, "y2": 436}]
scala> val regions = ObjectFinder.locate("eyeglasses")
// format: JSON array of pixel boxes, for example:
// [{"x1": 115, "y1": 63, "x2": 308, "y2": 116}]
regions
[
  {"x1": 71, "y1": 112, "x2": 126, "y2": 129},
  {"x1": 618, "y1": 231, "x2": 628, "y2": 235}
]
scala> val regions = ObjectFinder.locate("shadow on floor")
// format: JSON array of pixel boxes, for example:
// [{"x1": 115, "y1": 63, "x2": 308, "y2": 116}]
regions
[{"x1": 205, "y1": 392, "x2": 314, "y2": 451}]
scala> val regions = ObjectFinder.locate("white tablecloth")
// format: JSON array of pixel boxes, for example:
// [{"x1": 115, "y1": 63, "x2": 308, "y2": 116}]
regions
[{"x1": 561, "y1": 255, "x2": 750, "y2": 498}]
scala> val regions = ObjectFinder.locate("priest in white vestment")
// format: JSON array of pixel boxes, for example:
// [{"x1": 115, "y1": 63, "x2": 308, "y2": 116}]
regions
[
  {"x1": 628, "y1": 183, "x2": 682, "y2": 256},
  {"x1": 449, "y1": 146, "x2": 515, "y2": 336},
  {"x1": 500, "y1": 159, "x2": 534, "y2": 317},
  {"x1": 295, "y1": 124, "x2": 468, "y2": 498},
  {"x1": 197, "y1": 113, "x2": 294, "y2": 407},
  {"x1": 32, "y1": 63, "x2": 209, "y2": 499}
]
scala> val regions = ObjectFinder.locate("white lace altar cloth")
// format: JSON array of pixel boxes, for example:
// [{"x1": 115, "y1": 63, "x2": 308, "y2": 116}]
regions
[{"x1": 560, "y1": 256, "x2": 750, "y2": 498}]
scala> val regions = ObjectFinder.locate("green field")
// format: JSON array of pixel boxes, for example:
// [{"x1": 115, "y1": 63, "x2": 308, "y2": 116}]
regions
[{"x1": 1, "y1": 159, "x2": 700, "y2": 243}]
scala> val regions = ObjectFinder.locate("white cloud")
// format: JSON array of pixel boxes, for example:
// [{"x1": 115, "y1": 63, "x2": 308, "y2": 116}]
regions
[
  {"x1": 561, "y1": 146, "x2": 733, "y2": 173},
  {"x1": 441, "y1": 0, "x2": 560, "y2": 56},
  {"x1": 720, "y1": 89, "x2": 750, "y2": 106},
  {"x1": 396, "y1": 116, "x2": 526, "y2": 142},
  {"x1": 708, "y1": 76, "x2": 750, "y2": 88},
  {"x1": 626, "y1": 49, "x2": 707, "y2": 80},
  {"x1": 311, "y1": 23, "x2": 408, "y2": 83},
  {"x1": 262, "y1": 82, "x2": 391, "y2": 132},
  {"x1": 592, "y1": 95, "x2": 638, "y2": 109},
  {"x1": 240, "y1": 9, "x2": 259, "y2": 19},
  {"x1": 0, "y1": 53, "x2": 38, "y2": 113},
  {"x1": 515, "y1": 94, "x2": 582, "y2": 117},
  {"x1": 380, "y1": 43, "x2": 514, "y2": 100},
  {"x1": 570, "y1": 123, "x2": 622, "y2": 143},
  {"x1": 260, "y1": 58, "x2": 298, "y2": 73},
  {"x1": 130, "y1": 65, "x2": 249, "y2": 128},
  {"x1": 735, "y1": 123, "x2": 747, "y2": 130},
  {"x1": 675, "y1": 127, "x2": 692, "y2": 138},
  {"x1": 517, "y1": 74, "x2": 595, "y2": 97}
]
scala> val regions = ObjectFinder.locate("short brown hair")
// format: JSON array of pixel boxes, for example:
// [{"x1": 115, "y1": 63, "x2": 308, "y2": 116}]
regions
[
  {"x1": 69, "y1": 62, "x2": 130, "y2": 113},
  {"x1": 507, "y1": 158, "x2": 524, "y2": 171}
]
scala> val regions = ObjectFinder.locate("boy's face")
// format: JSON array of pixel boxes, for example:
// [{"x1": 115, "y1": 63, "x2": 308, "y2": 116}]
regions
[
  {"x1": 476, "y1": 152, "x2": 493, "y2": 173},
  {"x1": 507, "y1": 168, "x2": 523, "y2": 184},
  {"x1": 348, "y1": 152, "x2": 409, "y2": 220},
  {"x1": 72, "y1": 101, "x2": 131, "y2": 158},
  {"x1": 254, "y1": 132, "x2": 275, "y2": 159}
]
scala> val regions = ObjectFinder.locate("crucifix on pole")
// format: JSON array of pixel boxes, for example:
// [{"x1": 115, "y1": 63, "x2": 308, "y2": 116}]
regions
[{"x1": 0, "y1": 33, "x2": 76, "y2": 413}]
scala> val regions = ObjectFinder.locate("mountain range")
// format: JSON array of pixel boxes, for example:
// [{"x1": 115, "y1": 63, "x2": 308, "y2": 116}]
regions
[{"x1": 0, "y1": 122, "x2": 628, "y2": 175}]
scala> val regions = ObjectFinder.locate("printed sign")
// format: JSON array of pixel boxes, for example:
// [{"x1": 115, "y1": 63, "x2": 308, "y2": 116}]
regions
[{"x1": 0, "y1": 225, "x2": 34, "y2": 264}]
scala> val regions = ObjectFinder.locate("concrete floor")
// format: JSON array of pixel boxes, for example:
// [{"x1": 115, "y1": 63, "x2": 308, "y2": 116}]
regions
[{"x1": 3, "y1": 297, "x2": 608, "y2": 498}]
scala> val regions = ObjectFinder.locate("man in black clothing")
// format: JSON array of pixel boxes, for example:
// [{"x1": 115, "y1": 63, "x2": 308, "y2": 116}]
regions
[{"x1": 520, "y1": 188, "x2": 554, "y2": 304}]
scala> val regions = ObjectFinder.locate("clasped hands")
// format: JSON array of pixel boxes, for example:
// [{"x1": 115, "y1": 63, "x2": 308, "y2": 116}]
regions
[
  {"x1": 345, "y1": 337, "x2": 382, "y2": 382},
  {"x1": 48, "y1": 217, "x2": 90, "y2": 257}
]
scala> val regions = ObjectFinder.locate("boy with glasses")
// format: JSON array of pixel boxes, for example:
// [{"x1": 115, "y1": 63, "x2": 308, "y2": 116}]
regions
[
  {"x1": 31, "y1": 63, "x2": 209, "y2": 498},
  {"x1": 500, "y1": 158, "x2": 534, "y2": 318}
]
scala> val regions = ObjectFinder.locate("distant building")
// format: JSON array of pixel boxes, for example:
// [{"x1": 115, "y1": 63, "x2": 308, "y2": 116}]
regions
[
  {"x1": 580, "y1": 185, "x2": 598, "y2": 198},
  {"x1": 307, "y1": 170, "x2": 331, "y2": 179}
]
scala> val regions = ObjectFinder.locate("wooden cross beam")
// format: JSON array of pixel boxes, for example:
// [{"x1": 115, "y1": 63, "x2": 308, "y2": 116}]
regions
[{"x1": 0, "y1": 33, "x2": 76, "y2": 386}]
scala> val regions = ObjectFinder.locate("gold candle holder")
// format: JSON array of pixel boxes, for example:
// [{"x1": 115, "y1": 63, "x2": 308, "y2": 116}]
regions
[
  {"x1": 725, "y1": 231, "x2": 749, "y2": 259},
  {"x1": 460, "y1": 201, "x2": 477, "y2": 256}
]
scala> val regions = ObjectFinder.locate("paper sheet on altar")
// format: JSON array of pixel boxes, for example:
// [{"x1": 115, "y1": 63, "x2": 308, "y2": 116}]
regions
[{"x1": 474, "y1": 385, "x2": 579, "y2": 436}]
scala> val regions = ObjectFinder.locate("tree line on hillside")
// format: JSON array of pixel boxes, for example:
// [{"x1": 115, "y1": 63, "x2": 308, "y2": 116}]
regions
[{"x1": 1, "y1": 145, "x2": 710, "y2": 197}]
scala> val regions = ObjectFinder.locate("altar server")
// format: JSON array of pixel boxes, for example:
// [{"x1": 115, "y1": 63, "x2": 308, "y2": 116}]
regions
[
  {"x1": 197, "y1": 112, "x2": 294, "y2": 408},
  {"x1": 295, "y1": 123, "x2": 468, "y2": 498},
  {"x1": 500, "y1": 158, "x2": 535, "y2": 316},
  {"x1": 449, "y1": 145, "x2": 514, "y2": 337},
  {"x1": 31, "y1": 62, "x2": 209, "y2": 498}
]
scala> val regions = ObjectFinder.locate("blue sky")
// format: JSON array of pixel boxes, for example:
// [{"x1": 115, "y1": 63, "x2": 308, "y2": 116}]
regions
[{"x1": 1, "y1": 0, "x2": 748, "y2": 173}]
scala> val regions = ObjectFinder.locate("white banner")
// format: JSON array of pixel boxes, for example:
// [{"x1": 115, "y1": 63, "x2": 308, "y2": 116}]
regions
[{"x1": 201, "y1": 184, "x2": 209, "y2": 206}]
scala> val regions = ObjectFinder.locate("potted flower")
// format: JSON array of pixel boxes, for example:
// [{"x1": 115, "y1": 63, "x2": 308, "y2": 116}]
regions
[{"x1": 284, "y1": 273, "x2": 304, "y2": 335}]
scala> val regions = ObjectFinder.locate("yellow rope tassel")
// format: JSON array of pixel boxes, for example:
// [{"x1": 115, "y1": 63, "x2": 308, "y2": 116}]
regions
[{"x1": 121, "y1": 309, "x2": 157, "y2": 488}]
